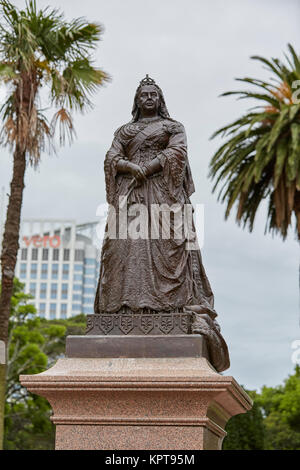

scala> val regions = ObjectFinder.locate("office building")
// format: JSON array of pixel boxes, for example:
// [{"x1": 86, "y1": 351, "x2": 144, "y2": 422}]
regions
[{"x1": 15, "y1": 219, "x2": 100, "y2": 319}]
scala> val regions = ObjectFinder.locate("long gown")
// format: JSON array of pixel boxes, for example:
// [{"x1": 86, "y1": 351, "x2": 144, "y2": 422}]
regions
[
  {"x1": 94, "y1": 116, "x2": 230, "y2": 372},
  {"x1": 94, "y1": 117, "x2": 216, "y2": 316}
]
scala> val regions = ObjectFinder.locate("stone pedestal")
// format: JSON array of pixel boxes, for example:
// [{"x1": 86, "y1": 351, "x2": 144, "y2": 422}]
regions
[{"x1": 20, "y1": 335, "x2": 252, "y2": 450}]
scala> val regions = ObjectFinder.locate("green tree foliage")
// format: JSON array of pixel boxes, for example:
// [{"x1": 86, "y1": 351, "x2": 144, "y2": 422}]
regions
[
  {"x1": 210, "y1": 44, "x2": 300, "y2": 239},
  {"x1": 223, "y1": 368, "x2": 300, "y2": 450},
  {"x1": 4, "y1": 279, "x2": 85, "y2": 450},
  {"x1": 258, "y1": 366, "x2": 300, "y2": 450},
  {"x1": 263, "y1": 412, "x2": 300, "y2": 450},
  {"x1": 223, "y1": 390, "x2": 265, "y2": 450}
]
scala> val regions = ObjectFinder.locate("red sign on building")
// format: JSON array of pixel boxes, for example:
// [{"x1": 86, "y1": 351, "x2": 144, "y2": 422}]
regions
[{"x1": 23, "y1": 235, "x2": 61, "y2": 248}]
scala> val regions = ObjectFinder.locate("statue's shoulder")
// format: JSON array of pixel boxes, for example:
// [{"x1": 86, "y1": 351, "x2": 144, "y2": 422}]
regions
[
  {"x1": 162, "y1": 118, "x2": 185, "y2": 135},
  {"x1": 114, "y1": 121, "x2": 140, "y2": 141}
]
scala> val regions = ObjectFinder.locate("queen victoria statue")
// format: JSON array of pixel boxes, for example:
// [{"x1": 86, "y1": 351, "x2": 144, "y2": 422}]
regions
[{"x1": 91, "y1": 75, "x2": 230, "y2": 372}]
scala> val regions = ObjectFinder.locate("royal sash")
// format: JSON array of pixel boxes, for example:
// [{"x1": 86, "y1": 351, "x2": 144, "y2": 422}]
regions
[{"x1": 127, "y1": 120, "x2": 164, "y2": 156}]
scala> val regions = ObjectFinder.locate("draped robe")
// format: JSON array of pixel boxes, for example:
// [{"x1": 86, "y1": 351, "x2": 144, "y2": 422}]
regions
[{"x1": 94, "y1": 117, "x2": 230, "y2": 371}]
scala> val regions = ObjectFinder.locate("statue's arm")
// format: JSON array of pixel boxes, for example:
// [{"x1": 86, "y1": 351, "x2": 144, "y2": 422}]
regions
[
  {"x1": 104, "y1": 135, "x2": 126, "y2": 170},
  {"x1": 142, "y1": 157, "x2": 162, "y2": 177},
  {"x1": 104, "y1": 134, "x2": 128, "y2": 203},
  {"x1": 151, "y1": 123, "x2": 188, "y2": 201}
]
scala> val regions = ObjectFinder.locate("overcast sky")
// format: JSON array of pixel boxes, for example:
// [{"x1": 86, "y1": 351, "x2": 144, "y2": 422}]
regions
[{"x1": 1, "y1": 0, "x2": 300, "y2": 390}]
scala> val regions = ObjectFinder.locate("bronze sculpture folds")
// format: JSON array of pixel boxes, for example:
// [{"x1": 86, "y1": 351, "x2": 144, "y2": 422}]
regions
[{"x1": 93, "y1": 76, "x2": 230, "y2": 372}]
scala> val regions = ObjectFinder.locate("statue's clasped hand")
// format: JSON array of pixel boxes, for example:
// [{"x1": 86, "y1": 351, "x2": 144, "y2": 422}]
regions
[
  {"x1": 127, "y1": 162, "x2": 147, "y2": 186},
  {"x1": 116, "y1": 159, "x2": 147, "y2": 188}
]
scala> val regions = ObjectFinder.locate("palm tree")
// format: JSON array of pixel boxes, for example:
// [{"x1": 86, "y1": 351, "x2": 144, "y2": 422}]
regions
[
  {"x1": 210, "y1": 44, "x2": 300, "y2": 241},
  {"x1": 0, "y1": 0, "x2": 108, "y2": 448}
]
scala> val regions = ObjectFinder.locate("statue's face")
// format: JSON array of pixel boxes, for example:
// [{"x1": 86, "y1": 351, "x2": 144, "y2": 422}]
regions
[{"x1": 137, "y1": 85, "x2": 160, "y2": 114}]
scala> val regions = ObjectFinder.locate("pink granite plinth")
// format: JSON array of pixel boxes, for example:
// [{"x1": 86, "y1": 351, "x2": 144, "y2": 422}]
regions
[{"x1": 20, "y1": 357, "x2": 252, "y2": 450}]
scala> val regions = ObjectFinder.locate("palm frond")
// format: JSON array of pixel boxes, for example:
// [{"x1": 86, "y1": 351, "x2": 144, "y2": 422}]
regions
[
  {"x1": 0, "y1": 63, "x2": 17, "y2": 81},
  {"x1": 210, "y1": 44, "x2": 300, "y2": 239},
  {"x1": 58, "y1": 59, "x2": 109, "y2": 111},
  {"x1": 0, "y1": 0, "x2": 108, "y2": 164},
  {"x1": 51, "y1": 107, "x2": 76, "y2": 146}
]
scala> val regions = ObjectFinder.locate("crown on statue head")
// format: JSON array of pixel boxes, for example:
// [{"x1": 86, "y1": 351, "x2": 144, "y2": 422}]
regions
[{"x1": 139, "y1": 74, "x2": 156, "y2": 86}]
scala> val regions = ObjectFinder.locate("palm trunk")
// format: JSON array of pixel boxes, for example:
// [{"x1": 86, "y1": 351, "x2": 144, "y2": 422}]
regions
[{"x1": 0, "y1": 145, "x2": 26, "y2": 450}]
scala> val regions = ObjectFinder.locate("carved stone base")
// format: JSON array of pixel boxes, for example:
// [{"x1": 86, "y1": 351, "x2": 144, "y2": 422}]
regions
[
  {"x1": 20, "y1": 358, "x2": 252, "y2": 450},
  {"x1": 86, "y1": 312, "x2": 192, "y2": 335},
  {"x1": 20, "y1": 337, "x2": 252, "y2": 450}
]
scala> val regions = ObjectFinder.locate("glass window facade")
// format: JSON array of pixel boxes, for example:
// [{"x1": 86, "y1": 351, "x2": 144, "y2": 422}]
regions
[
  {"x1": 74, "y1": 264, "x2": 83, "y2": 272},
  {"x1": 84, "y1": 268, "x2": 95, "y2": 275},
  {"x1": 30, "y1": 263, "x2": 37, "y2": 279},
  {"x1": 73, "y1": 284, "x2": 82, "y2": 291},
  {"x1": 83, "y1": 306, "x2": 94, "y2": 314},
  {"x1": 84, "y1": 287, "x2": 94, "y2": 295},
  {"x1": 50, "y1": 303, "x2": 56, "y2": 317},
  {"x1": 60, "y1": 304, "x2": 67, "y2": 319},
  {"x1": 72, "y1": 294, "x2": 82, "y2": 302},
  {"x1": 72, "y1": 304, "x2": 81, "y2": 312},
  {"x1": 20, "y1": 263, "x2": 27, "y2": 279},
  {"x1": 61, "y1": 283, "x2": 68, "y2": 299},
  {"x1": 41, "y1": 263, "x2": 48, "y2": 279},
  {"x1": 75, "y1": 250, "x2": 84, "y2": 262},
  {"x1": 62, "y1": 264, "x2": 69, "y2": 280},
  {"x1": 29, "y1": 282, "x2": 36, "y2": 296},
  {"x1": 52, "y1": 263, "x2": 59, "y2": 279},
  {"x1": 51, "y1": 283, "x2": 57, "y2": 299},
  {"x1": 85, "y1": 258, "x2": 96, "y2": 265},
  {"x1": 39, "y1": 303, "x2": 46, "y2": 317},
  {"x1": 63, "y1": 249, "x2": 70, "y2": 261},
  {"x1": 40, "y1": 283, "x2": 47, "y2": 299}
]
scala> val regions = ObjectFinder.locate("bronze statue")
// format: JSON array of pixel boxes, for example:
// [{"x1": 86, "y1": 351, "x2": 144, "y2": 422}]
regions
[{"x1": 91, "y1": 75, "x2": 229, "y2": 372}]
